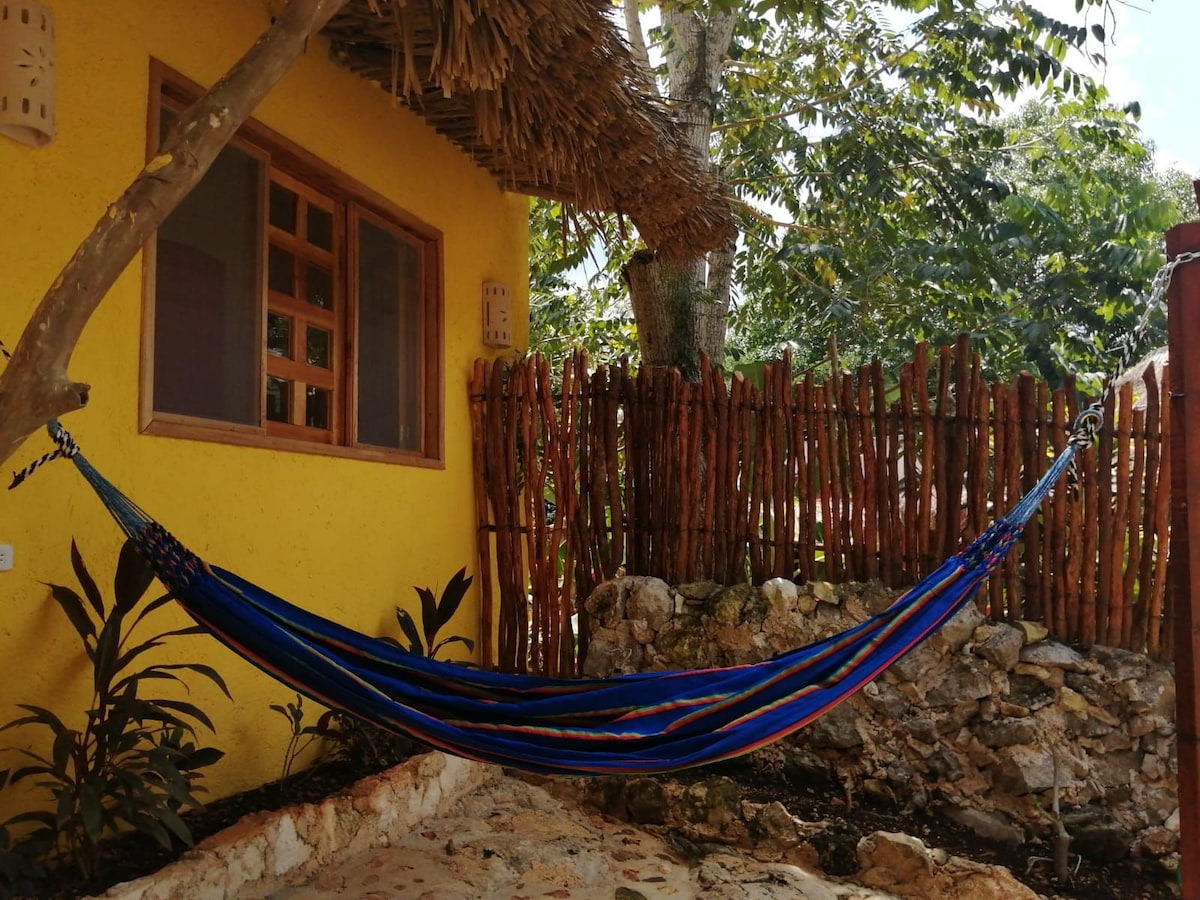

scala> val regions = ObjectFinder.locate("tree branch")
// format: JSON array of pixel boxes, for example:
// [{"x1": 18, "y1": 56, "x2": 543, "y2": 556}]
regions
[
  {"x1": 0, "y1": 0, "x2": 349, "y2": 470},
  {"x1": 622, "y1": 0, "x2": 655, "y2": 92}
]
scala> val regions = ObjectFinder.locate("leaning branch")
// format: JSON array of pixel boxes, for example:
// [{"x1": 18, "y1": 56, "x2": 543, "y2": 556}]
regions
[{"x1": 0, "y1": 0, "x2": 349, "y2": 470}]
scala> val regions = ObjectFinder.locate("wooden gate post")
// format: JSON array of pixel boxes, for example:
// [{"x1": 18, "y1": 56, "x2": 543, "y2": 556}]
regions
[{"x1": 1167, "y1": 221, "x2": 1200, "y2": 897}]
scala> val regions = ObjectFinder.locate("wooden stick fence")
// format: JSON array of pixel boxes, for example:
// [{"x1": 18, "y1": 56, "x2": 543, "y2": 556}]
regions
[{"x1": 470, "y1": 340, "x2": 1172, "y2": 674}]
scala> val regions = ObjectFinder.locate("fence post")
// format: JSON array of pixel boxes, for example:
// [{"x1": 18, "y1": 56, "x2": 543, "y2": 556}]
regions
[{"x1": 1167, "y1": 221, "x2": 1200, "y2": 896}]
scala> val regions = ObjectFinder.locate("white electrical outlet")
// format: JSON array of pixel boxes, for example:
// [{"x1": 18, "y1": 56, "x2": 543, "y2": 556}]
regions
[{"x1": 0, "y1": 544, "x2": 12, "y2": 572}]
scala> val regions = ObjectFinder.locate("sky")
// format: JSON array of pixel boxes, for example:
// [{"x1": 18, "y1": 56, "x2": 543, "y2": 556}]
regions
[{"x1": 1039, "y1": 0, "x2": 1198, "y2": 175}]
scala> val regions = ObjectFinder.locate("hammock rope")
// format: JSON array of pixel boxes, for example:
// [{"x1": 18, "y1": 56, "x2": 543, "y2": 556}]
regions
[{"x1": 8, "y1": 410, "x2": 1092, "y2": 775}]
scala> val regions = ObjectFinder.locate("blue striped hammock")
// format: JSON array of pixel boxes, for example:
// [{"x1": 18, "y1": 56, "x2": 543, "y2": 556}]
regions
[{"x1": 37, "y1": 416, "x2": 1094, "y2": 776}]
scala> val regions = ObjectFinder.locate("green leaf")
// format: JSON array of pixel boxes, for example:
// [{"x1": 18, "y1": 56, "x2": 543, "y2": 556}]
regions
[
  {"x1": 180, "y1": 747, "x2": 224, "y2": 770},
  {"x1": 79, "y1": 782, "x2": 104, "y2": 844},
  {"x1": 114, "y1": 540, "x2": 155, "y2": 614},
  {"x1": 129, "y1": 593, "x2": 177, "y2": 631},
  {"x1": 147, "y1": 699, "x2": 216, "y2": 732},
  {"x1": 93, "y1": 619, "x2": 123, "y2": 693},
  {"x1": 4, "y1": 704, "x2": 70, "y2": 739},
  {"x1": 70, "y1": 539, "x2": 105, "y2": 617},
  {"x1": 133, "y1": 663, "x2": 233, "y2": 700}
]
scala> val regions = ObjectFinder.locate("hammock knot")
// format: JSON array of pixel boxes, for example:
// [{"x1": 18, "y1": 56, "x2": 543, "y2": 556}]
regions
[
  {"x1": 1068, "y1": 404, "x2": 1103, "y2": 451},
  {"x1": 9, "y1": 420, "x2": 81, "y2": 490}
]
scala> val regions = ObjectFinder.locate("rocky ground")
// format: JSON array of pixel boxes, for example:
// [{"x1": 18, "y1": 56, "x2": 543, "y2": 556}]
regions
[{"x1": 23, "y1": 747, "x2": 1173, "y2": 899}]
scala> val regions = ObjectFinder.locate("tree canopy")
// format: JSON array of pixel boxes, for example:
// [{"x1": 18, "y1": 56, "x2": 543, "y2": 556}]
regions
[{"x1": 529, "y1": 0, "x2": 1194, "y2": 386}]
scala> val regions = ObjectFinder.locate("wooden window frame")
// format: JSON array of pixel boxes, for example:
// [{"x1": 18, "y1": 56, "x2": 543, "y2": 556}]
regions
[{"x1": 140, "y1": 60, "x2": 445, "y2": 468}]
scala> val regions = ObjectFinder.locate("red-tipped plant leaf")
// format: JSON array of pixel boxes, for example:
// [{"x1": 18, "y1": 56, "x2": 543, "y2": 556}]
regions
[
  {"x1": 44, "y1": 583, "x2": 96, "y2": 646},
  {"x1": 434, "y1": 568, "x2": 473, "y2": 634},
  {"x1": 393, "y1": 607, "x2": 424, "y2": 654},
  {"x1": 70, "y1": 540, "x2": 105, "y2": 616},
  {"x1": 415, "y1": 586, "x2": 439, "y2": 647},
  {"x1": 114, "y1": 540, "x2": 155, "y2": 614}
]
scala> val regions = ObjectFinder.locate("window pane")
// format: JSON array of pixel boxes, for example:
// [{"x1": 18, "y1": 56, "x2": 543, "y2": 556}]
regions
[
  {"x1": 154, "y1": 121, "x2": 261, "y2": 426},
  {"x1": 266, "y1": 377, "x2": 291, "y2": 423},
  {"x1": 356, "y1": 217, "x2": 421, "y2": 450},
  {"x1": 269, "y1": 182, "x2": 297, "y2": 233},
  {"x1": 268, "y1": 245, "x2": 295, "y2": 296},
  {"x1": 306, "y1": 386, "x2": 331, "y2": 429},
  {"x1": 306, "y1": 326, "x2": 330, "y2": 368},
  {"x1": 267, "y1": 313, "x2": 292, "y2": 358},
  {"x1": 306, "y1": 263, "x2": 333, "y2": 309},
  {"x1": 307, "y1": 205, "x2": 333, "y2": 251}
]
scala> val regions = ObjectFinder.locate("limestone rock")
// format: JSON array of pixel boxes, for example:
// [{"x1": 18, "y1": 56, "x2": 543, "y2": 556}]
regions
[
  {"x1": 761, "y1": 577, "x2": 798, "y2": 617},
  {"x1": 803, "y1": 703, "x2": 864, "y2": 750},
  {"x1": 927, "y1": 658, "x2": 993, "y2": 707},
  {"x1": 889, "y1": 638, "x2": 947, "y2": 689},
  {"x1": 1140, "y1": 826, "x2": 1179, "y2": 857},
  {"x1": 680, "y1": 777, "x2": 743, "y2": 833},
  {"x1": 941, "y1": 604, "x2": 986, "y2": 653},
  {"x1": 749, "y1": 801, "x2": 799, "y2": 848},
  {"x1": 1090, "y1": 644, "x2": 1150, "y2": 682},
  {"x1": 1006, "y1": 673, "x2": 1055, "y2": 710},
  {"x1": 627, "y1": 579, "x2": 674, "y2": 631},
  {"x1": 941, "y1": 806, "x2": 1024, "y2": 845},
  {"x1": 856, "y1": 831, "x2": 934, "y2": 886},
  {"x1": 676, "y1": 580, "x2": 721, "y2": 601},
  {"x1": 972, "y1": 623, "x2": 1024, "y2": 671},
  {"x1": 1018, "y1": 641, "x2": 1087, "y2": 673},
  {"x1": 707, "y1": 583, "x2": 763, "y2": 627},
  {"x1": 1064, "y1": 808, "x2": 1133, "y2": 861},
  {"x1": 585, "y1": 580, "x2": 630, "y2": 627},
  {"x1": 624, "y1": 778, "x2": 667, "y2": 825},
  {"x1": 976, "y1": 717, "x2": 1036, "y2": 749},
  {"x1": 1166, "y1": 808, "x2": 1180, "y2": 834},
  {"x1": 1123, "y1": 669, "x2": 1175, "y2": 717},
  {"x1": 581, "y1": 630, "x2": 644, "y2": 677},
  {"x1": 862, "y1": 680, "x2": 912, "y2": 720},
  {"x1": 781, "y1": 748, "x2": 835, "y2": 785},
  {"x1": 995, "y1": 744, "x2": 1056, "y2": 795},
  {"x1": 809, "y1": 580, "x2": 837, "y2": 604},
  {"x1": 1016, "y1": 620, "x2": 1048, "y2": 643}
]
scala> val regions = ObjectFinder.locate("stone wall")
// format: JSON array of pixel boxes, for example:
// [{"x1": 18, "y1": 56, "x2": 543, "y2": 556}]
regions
[{"x1": 581, "y1": 576, "x2": 1179, "y2": 869}]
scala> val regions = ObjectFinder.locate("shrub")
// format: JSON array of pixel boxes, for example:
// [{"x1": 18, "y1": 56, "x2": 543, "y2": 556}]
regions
[
  {"x1": 0, "y1": 539, "x2": 230, "y2": 880},
  {"x1": 388, "y1": 567, "x2": 475, "y2": 659}
]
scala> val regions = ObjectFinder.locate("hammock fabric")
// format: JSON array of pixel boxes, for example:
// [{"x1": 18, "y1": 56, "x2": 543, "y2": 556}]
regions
[{"x1": 38, "y1": 415, "x2": 1095, "y2": 776}]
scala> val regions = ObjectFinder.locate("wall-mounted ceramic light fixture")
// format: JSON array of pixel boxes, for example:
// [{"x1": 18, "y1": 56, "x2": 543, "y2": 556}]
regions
[
  {"x1": 483, "y1": 281, "x2": 513, "y2": 349},
  {"x1": 0, "y1": 1, "x2": 55, "y2": 148}
]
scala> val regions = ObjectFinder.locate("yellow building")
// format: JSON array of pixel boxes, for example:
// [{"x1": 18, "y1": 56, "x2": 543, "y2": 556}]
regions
[{"x1": 0, "y1": 0, "x2": 727, "y2": 820}]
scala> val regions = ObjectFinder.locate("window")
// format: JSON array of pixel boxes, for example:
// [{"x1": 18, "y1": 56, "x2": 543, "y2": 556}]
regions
[{"x1": 143, "y1": 65, "x2": 443, "y2": 465}]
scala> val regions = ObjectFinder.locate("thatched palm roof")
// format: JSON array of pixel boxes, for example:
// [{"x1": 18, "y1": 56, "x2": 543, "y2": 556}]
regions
[{"x1": 323, "y1": 0, "x2": 733, "y2": 257}]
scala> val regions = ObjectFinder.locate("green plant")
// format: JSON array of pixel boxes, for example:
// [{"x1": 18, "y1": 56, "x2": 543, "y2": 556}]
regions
[
  {"x1": 0, "y1": 539, "x2": 230, "y2": 879},
  {"x1": 387, "y1": 567, "x2": 475, "y2": 659},
  {"x1": 269, "y1": 694, "x2": 336, "y2": 779}
]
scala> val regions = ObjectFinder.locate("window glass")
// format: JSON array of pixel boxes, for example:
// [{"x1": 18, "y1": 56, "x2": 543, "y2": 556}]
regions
[
  {"x1": 356, "y1": 216, "x2": 421, "y2": 450},
  {"x1": 148, "y1": 74, "x2": 441, "y2": 463},
  {"x1": 307, "y1": 204, "x2": 333, "y2": 251},
  {"x1": 154, "y1": 113, "x2": 261, "y2": 426},
  {"x1": 269, "y1": 182, "x2": 297, "y2": 233}
]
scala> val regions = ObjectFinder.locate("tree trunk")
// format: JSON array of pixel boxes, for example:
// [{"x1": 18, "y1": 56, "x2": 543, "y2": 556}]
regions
[
  {"x1": 623, "y1": 6, "x2": 735, "y2": 374},
  {"x1": 0, "y1": 0, "x2": 348, "y2": 470}
]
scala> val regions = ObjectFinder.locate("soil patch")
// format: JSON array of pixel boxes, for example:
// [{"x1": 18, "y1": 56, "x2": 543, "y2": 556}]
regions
[{"x1": 673, "y1": 757, "x2": 1175, "y2": 900}]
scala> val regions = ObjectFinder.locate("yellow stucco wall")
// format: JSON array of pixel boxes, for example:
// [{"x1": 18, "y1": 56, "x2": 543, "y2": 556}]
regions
[{"x1": 0, "y1": 1, "x2": 528, "y2": 814}]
